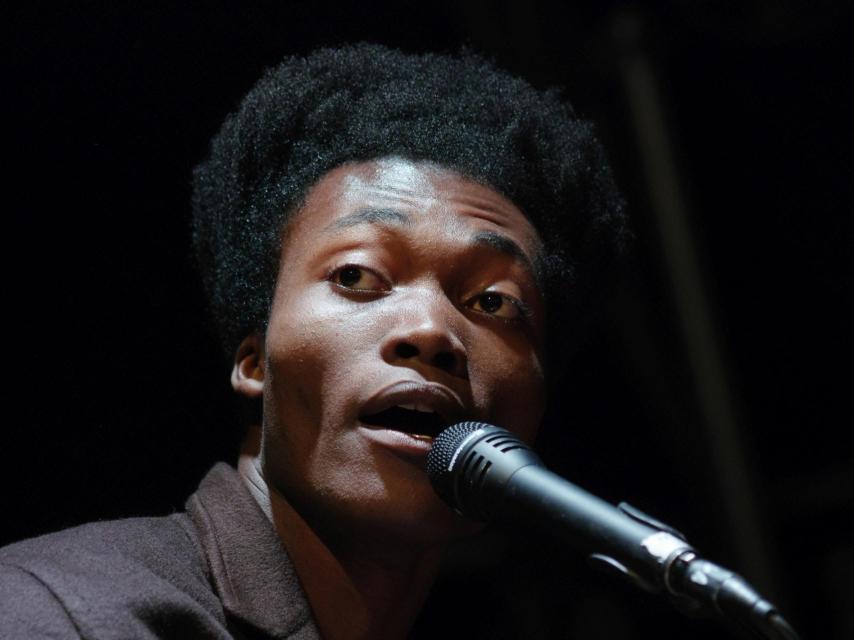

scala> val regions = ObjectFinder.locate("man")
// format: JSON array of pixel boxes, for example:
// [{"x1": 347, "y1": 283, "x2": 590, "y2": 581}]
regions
[{"x1": 0, "y1": 44, "x2": 627, "y2": 639}]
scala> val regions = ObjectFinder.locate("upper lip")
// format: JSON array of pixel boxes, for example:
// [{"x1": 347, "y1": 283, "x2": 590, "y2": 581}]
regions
[{"x1": 359, "y1": 380, "x2": 468, "y2": 428}]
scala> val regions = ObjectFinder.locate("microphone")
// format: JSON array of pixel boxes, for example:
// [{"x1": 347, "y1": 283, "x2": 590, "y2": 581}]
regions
[{"x1": 427, "y1": 422, "x2": 800, "y2": 640}]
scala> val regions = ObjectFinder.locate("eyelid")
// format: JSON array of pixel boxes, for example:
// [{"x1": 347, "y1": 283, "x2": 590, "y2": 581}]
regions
[
  {"x1": 466, "y1": 290, "x2": 533, "y2": 323},
  {"x1": 506, "y1": 295, "x2": 534, "y2": 320},
  {"x1": 327, "y1": 263, "x2": 390, "y2": 292}
]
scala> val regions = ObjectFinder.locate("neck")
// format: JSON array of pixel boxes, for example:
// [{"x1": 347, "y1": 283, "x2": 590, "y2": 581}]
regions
[{"x1": 237, "y1": 425, "x2": 444, "y2": 640}]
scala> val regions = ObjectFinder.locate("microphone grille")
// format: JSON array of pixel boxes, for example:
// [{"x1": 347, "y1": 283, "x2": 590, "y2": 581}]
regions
[{"x1": 426, "y1": 421, "x2": 488, "y2": 483}]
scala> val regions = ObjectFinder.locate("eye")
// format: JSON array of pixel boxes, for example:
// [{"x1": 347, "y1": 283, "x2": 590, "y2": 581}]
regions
[
  {"x1": 468, "y1": 291, "x2": 525, "y2": 320},
  {"x1": 329, "y1": 265, "x2": 388, "y2": 292}
]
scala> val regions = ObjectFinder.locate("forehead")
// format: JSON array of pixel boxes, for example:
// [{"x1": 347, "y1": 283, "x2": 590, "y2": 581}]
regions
[{"x1": 285, "y1": 158, "x2": 542, "y2": 258}]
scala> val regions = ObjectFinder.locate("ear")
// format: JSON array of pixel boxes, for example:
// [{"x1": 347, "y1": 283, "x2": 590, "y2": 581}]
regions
[{"x1": 231, "y1": 333, "x2": 265, "y2": 398}]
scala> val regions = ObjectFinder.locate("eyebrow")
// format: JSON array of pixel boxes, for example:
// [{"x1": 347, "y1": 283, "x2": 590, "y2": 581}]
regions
[
  {"x1": 471, "y1": 230, "x2": 537, "y2": 276},
  {"x1": 324, "y1": 207, "x2": 411, "y2": 231},
  {"x1": 324, "y1": 207, "x2": 538, "y2": 277}
]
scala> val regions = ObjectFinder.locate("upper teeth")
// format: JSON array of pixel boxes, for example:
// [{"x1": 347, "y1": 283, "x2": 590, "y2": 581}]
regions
[{"x1": 398, "y1": 403, "x2": 435, "y2": 413}]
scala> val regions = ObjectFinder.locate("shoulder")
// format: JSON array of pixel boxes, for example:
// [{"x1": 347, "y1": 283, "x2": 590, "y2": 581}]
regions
[
  {"x1": 0, "y1": 515, "x2": 228, "y2": 639},
  {"x1": 0, "y1": 561, "x2": 79, "y2": 637}
]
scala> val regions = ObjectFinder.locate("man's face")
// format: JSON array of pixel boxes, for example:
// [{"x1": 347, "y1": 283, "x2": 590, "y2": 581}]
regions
[{"x1": 258, "y1": 158, "x2": 547, "y2": 548}]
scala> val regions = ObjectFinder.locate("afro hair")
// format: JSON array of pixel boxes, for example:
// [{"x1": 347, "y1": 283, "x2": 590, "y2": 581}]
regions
[{"x1": 192, "y1": 43, "x2": 629, "y2": 360}]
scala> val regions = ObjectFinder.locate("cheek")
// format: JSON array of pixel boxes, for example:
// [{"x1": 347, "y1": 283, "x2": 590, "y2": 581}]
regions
[
  {"x1": 470, "y1": 334, "x2": 546, "y2": 441},
  {"x1": 263, "y1": 288, "x2": 386, "y2": 424}
]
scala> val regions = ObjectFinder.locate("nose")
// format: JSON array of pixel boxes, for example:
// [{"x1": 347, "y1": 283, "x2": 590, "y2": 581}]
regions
[{"x1": 380, "y1": 291, "x2": 468, "y2": 379}]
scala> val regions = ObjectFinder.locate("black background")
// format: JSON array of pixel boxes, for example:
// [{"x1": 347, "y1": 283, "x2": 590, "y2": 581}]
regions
[{"x1": 5, "y1": 2, "x2": 853, "y2": 639}]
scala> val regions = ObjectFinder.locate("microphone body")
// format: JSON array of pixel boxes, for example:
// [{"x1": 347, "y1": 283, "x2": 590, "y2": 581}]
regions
[
  {"x1": 491, "y1": 460, "x2": 687, "y2": 588},
  {"x1": 427, "y1": 422, "x2": 688, "y2": 593},
  {"x1": 427, "y1": 422, "x2": 800, "y2": 640}
]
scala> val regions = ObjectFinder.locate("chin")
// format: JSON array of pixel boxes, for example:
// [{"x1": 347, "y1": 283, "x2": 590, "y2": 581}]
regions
[
  {"x1": 311, "y1": 477, "x2": 482, "y2": 551},
  {"x1": 357, "y1": 506, "x2": 482, "y2": 551}
]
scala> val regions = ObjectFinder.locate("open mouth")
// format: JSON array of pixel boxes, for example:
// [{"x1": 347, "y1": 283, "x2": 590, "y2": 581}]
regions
[{"x1": 360, "y1": 405, "x2": 448, "y2": 439}]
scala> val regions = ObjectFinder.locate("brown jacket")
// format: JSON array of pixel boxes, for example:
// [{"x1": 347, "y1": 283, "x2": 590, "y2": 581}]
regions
[{"x1": 0, "y1": 464, "x2": 320, "y2": 639}]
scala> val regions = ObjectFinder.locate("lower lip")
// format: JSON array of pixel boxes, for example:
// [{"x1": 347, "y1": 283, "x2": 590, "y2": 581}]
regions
[{"x1": 357, "y1": 424, "x2": 434, "y2": 458}]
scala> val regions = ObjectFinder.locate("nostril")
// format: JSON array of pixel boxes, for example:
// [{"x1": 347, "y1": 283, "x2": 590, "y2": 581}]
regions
[
  {"x1": 387, "y1": 338, "x2": 465, "y2": 377},
  {"x1": 395, "y1": 342, "x2": 419, "y2": 359},
  {"x1": 432, "y1": 352, "x2": 456, "y2": 371}
]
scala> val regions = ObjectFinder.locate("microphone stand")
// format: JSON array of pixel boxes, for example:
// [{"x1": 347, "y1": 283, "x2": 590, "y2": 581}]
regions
[
  {"x1": 428, "y1": 422, "x2": 802, "y2": 640},
  {"x1": 609, "y1": 503, "x2": 801, "y2": 640}
]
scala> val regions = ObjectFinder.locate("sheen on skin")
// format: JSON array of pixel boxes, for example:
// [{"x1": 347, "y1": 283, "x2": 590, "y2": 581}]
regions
[{"x1": 233, "y1": 157, "x2": 548, "y2": 640}]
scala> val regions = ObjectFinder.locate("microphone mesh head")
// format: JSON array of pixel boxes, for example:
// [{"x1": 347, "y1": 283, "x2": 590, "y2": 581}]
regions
[{"x1": 426, "y1": 421, "x2": 489, "y2": 483}]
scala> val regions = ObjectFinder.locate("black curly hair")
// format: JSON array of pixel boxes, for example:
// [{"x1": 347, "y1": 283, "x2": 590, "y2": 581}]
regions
[{"x1": 192, "y1": 43, "x2": 628, "y2": 362}]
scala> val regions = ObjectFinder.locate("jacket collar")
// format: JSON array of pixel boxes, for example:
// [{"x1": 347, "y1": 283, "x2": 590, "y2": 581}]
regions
[{"x1": 186, "y1": 463, "x2": 319, "y2": 639}]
